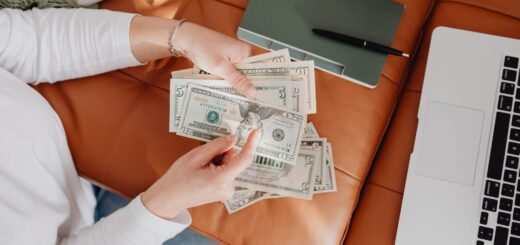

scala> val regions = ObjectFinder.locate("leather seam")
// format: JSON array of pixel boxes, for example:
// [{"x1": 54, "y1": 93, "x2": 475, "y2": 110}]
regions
[
  {"x1": 334, "y1": 166, "x2": 362, "y2": 182},
  {"x1": 117, "y1": 70, "x2": 170, "y2": 93},
  {"x1": 212, "y1": 0, "x2": 245, "y2": 10},
  {"x1": 116, "y1": 69, "x2": 147, "y2": 83},
  {"x1": 382, "y1": 73, "x2": 399, "y2": 87},
  {"x1": 368, "y1": 182, "x2": 404, "y2": 195}
]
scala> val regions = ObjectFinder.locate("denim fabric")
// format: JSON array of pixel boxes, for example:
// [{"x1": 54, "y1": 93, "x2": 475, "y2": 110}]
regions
[{"x1": 93, "y1": 186, "x2": 216, "y2": 245}]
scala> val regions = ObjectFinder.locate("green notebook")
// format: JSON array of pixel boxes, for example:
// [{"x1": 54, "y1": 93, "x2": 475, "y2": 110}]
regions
[{"x1": 237, "y1": 0, "x2": 404, "y2": 88}]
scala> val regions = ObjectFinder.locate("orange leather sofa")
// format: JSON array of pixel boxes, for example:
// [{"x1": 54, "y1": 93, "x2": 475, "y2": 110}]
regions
[{"x1": 33, "y1": 0, "x2": 520, "y2": 244}]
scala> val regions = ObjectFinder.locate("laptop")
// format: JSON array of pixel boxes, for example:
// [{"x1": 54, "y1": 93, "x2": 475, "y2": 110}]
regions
[{"x1": 396, "y1": 27, "x2": 520, "y2": 245}]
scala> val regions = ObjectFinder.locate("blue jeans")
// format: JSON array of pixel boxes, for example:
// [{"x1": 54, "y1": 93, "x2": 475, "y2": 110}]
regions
[{"x1": 93, "y1": 186, "x2": 216, "y2": 245}]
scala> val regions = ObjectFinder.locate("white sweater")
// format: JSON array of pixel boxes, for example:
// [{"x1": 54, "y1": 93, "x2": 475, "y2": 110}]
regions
[{"x1": 0, "y1": 7, "x2": 191, "y2": 245}]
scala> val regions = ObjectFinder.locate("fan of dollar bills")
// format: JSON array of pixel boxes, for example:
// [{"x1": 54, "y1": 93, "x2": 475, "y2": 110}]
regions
[{"x1": 169, "y1": 49, "x2": 337, "y2": 214}]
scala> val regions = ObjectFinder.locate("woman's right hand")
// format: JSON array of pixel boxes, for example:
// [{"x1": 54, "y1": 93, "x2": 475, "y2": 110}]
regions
[{"x1": 141, "y1": 129, "x2": 260, "y2": 219}]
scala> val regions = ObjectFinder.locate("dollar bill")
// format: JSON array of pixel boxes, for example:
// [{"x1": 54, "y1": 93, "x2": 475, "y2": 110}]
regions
[
  {"x1": 172, "y1": 73, "x2": 305, "y2": 113},
  {"x1": 237, "y1": 49, "x2": 307, "y2": 112},
  {"x1": 290, "y1": 79, "x2": 306, "y2": 114},
  {"x1": 172, "y1": 50, "x2": 305, "y2": 112},
  {"x1": 195, "y1": 49, "x2": 291, "y2": 74},
  {"x1": 177, "y1": 84, "x2": 306, "y2": 164},
  {"x1": 262, "y1": 193, "x2": 283, "y2": 200},
  {"x1": 303, "y1": 122, "x2": 319, "y2": 138},
  {"x1": 315, "y1": 142, "x2": 337, "y2": 193},
  {"x1": 237, "y1": 49, "x2": 291, "y2": 64},
  {"x1": 171, "y1": 72, "x2": 292, "y2": 82},
  {"x1": 193, "y1": 61, "x2": 315, "y2": 114},
  {"x1": 226, "y1": 139, "x2": 335, "y2": 213},
  {"x1": 299, "y1": 139, "x2": 326, "y2": 189},
  {"x1": 234, "y1": 150, "x2": 316, "y2": 200},
  {"x1": 300, "y1": 123, "x2": 337, "y2": 193},
  {"x1": 170, "y1": 79, "x2": 293, "y2": 132},
  {"x1": 170, "y1": 51, "x2": 334, "y2": 213},
  {"x1": 233, "y1": 186, "x2": 250, "y2": 193},
  {"x1": 193, "y1": 62, "x2": 291, "y2": 78},
  {"x1": 224, "y1": 190, "x2": 271, "y2": 214},
  {"x1": 232, "y1": 61, "x2": 316, "y2": 114},
  {"x1": 171, "y1": 68, "x2": 193, "y2": 78}
]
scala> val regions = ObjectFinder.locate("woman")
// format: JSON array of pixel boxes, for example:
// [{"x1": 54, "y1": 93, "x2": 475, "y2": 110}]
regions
[{"x1": 0, "y1": 3, "x2": 260, "y2": 244}]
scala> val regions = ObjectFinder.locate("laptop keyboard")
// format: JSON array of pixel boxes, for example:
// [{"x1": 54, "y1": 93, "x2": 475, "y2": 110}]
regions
[{"x1": 479, "y1": 55, "x2": 520, "y2": 245}]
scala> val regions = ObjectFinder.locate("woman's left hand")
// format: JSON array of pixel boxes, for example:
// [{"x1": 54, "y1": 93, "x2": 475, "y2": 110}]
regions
[
  {"x1": 174, "y1": 22, "x2": 256, "y2": 96},
  {"x1": 129, "y1": 17, "x2": 255, "y2": 96}
]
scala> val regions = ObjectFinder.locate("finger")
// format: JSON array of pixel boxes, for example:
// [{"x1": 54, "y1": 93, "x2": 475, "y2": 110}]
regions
[
  {"x1": 238, "y1": 43, "x2": 253, "y2": 60},
  {"x1": 210, "y1": 153, "x2": 226, "y2": 166},
  {"x1": 218, "y1": 62, "x2": 256, "y2": 97},
  {"x1": 211, "y1": 148, "x2": 236, "y2": 166},
  {"x1": 221, "y1": 129, "x2": 261, "y2": 177},
  {"x1": 188, "y1": 134, "x2": 237, "y2": 166},
  {"x1": 222, "y1": 149, "x2": 237, "y2": 164},
  {"x1": 229, "y1": 43, "x2": 253, "y2": 63}
]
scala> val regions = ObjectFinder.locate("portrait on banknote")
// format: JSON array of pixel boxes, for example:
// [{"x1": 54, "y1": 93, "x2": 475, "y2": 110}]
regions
[{"x1": 236, "y1": 104, "x2": 272, "y2": 147}]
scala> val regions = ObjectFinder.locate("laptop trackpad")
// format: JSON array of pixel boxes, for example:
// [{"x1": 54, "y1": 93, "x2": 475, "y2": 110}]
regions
[{"x1": 416, "y1": 102, "x2": 484, "y2": 186}]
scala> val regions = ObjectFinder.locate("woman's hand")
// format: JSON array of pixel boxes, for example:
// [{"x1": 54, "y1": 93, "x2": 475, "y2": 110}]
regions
[
  {"x1": 141, "y1": 129, "x2": 260, "y2": 220},
  {"x1": 129, "y1": 17, "x2": 255, "y2": 96},
  {"x1": 173, "y1": 22, "x2": 256, "y2": 96}
]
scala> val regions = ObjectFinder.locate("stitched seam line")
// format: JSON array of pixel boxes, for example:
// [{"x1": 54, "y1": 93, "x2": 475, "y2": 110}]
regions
[
  {"x1": 212, "y1": 0, "x2": 245, "y2": 10},
  {"x1": 369, "y1": 182, "x2": 404, "y2": 195}
]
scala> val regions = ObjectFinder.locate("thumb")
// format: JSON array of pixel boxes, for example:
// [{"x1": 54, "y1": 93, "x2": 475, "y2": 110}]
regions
[
  {"x1": 220, "y1": 129, "x2": 261, "y2": 178},
  {"x1": 217, "y1": 61, "x2": 256, "y2": 97}
]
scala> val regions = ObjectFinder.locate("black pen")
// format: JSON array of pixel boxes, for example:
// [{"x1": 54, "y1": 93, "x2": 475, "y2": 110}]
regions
[{"x1": 312, "y1": 28, "x2": 409, "y2": 58}]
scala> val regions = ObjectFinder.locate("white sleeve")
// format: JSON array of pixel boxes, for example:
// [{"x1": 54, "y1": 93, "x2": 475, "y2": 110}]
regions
[
  {"x1": 0, "y1": 7, "x2": 142, "y2": 84},
  {"x1": 0, "y1": 77, "x2": 191, "y2": 244},
  {"x1": 62, "y1": 195, "x2": 192, "y2": 245}
]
